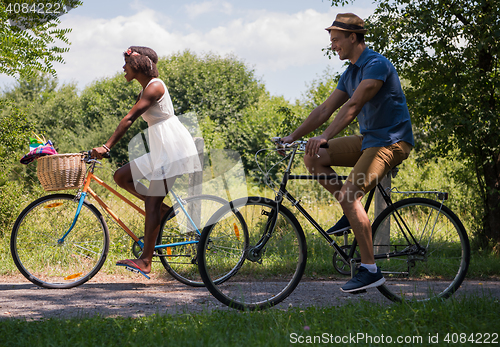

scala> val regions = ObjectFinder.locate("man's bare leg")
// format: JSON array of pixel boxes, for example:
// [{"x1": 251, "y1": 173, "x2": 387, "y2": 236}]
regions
[
  {"x1": 304, "y1": 150, "x2": 343, "y2": 199},
  {"x1": 338, "y1": 181, "x2": 374, "y2": 264}
]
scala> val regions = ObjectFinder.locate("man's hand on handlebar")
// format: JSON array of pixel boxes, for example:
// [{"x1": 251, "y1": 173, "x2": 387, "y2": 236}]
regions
[
  {"x1": 274, "y1": 136, "x2": 294, "y2": 156},
  {"x1": 305, "y1": 135, "x2": 328, "y2": 157}
]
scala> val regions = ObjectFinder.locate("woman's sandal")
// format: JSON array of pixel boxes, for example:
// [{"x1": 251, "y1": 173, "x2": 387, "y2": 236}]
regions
[{"x1": 116, "y1": 259, "x2": 150, "y2": 279}]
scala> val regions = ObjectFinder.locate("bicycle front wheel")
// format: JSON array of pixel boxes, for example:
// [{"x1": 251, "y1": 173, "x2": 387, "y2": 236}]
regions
[
  {"x1": 198, "y1": 196, "x2": 307, "y2": 310},
  {"x1": 158, "y1": 194, "x2": 242, "y2": 287},
  {"x1": 11, "y1": 194, "x2": 109, "y2": 289},
  {"x1": 372, "y1": 198, "x2": 470, "y2": 302}
]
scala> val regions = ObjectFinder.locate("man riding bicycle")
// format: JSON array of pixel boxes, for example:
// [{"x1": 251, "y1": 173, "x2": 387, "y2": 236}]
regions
[{"x1": 281, "y1": 13, "x2": 414, "y2": 293}]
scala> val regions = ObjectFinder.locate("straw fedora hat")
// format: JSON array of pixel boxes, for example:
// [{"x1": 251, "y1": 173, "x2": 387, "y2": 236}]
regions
[{"x1": 325, "y1": 13, "x2": 368, "y2": 34}]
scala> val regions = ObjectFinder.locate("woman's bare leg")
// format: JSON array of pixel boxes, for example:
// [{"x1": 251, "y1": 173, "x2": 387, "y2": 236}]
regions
[
  {"x1": 113, "y1": 163, "x2": 171, "y2": 214},
  {"x1": 115, "y1": 164, "x2": 176, "y2": 273}
]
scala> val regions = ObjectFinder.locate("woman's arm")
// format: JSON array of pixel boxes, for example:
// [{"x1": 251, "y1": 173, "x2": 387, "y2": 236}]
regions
[{"x1": 92, "y1": 81, "x2": 164, "y2": 158}]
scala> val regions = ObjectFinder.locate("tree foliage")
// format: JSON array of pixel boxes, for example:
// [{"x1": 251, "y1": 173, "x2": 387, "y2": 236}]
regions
[
  {"x1": 78, "y1": 74, "x2": 142, "y2": 163},
  {"x1": 330, "y1": 0, "x2": 500, "y2": 250},
  {"x1": 301, "y1": 67, "x2": 360, "y2": 137},
  {"x1": 74, "y1": 51, "x2": 268, "y2": 164},
  {"x1": 0, "y1": 0, "x2": 81, "y2": 79},
  {"x1": 0, "y1": 98, "x2": 34, "y2": 235},
  {"x1": 1, "y1": 74, "x2": 83, "y2": 152},
  {"x1": 158, "y1": 51, "x2": 266, "y2": 150},
  {"x1": 0, "y1": 0, "x2": 81, "y2": 234}
]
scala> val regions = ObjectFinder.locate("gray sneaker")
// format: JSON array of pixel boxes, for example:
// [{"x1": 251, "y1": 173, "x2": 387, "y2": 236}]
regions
[
  {"x1": 340, "y1": 266, "x2": 386, "y2": 293},
  {"x1": 326, "y1": 215, "x2": 351, "y2": 236}
]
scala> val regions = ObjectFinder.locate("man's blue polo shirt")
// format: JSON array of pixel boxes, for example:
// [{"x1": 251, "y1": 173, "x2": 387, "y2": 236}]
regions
[{"x1": 337, "y1": 48, "x2": 414, "y2": 150}]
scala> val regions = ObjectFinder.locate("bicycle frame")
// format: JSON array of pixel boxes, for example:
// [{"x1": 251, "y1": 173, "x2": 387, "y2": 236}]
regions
[
  {"x1": 257, "y1": 142, "x2": 434, "y2": 268},
  {"x1": 59, "y1": 158, "x2": 201, "y2": 252}
]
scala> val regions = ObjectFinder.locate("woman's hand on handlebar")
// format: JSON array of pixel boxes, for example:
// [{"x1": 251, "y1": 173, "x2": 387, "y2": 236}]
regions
[
  {"x1": 305, "y1": 135, "x2": 328, "y2": 157},
  {"x1": 91, "y1": 146, "x2": 109, "y2": 159}
]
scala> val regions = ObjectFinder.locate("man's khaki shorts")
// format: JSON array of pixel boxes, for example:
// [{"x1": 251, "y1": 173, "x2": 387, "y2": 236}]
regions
[{"x1": 326, "y1": 135, "x2": 412, "y2": 193}]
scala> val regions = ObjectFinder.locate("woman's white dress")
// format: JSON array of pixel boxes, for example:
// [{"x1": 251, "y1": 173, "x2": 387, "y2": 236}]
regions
[{"x1": 132, "y1": 78, "x2": 201, "y2": 181}]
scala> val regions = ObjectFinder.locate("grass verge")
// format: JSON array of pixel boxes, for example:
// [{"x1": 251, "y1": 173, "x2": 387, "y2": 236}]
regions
[{"x1": 0, "y1": 295, "x2": 498, "y2": 346}]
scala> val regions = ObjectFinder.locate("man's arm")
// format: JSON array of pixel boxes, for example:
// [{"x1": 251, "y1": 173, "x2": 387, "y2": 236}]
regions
[
  {"x1": 282, "y1": 88, "x2": 349, "y2": 143},
  {"x1": 305, "y1": 78, "x2": 384, "y2": 156}
]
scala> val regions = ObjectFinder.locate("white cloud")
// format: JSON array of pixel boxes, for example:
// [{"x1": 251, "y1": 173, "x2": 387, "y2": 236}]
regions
[
  {"x1": 184, "y1": 0, "x2": 233, "y2": 19},
  {"x1": 60, "y1": 6, "x2": 343, "y2": 81},
  {"x1": 199, "y1": 8, "x2": 338, "y2": 71},
  {"x1": 0, "y1": 2, "x2": 375, "y2": 99},
  {"x1": 57, "y1": 9, "x2": 180, "y2": 85}
]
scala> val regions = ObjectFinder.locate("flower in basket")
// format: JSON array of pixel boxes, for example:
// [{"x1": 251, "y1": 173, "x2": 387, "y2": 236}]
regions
[
  {"x1": 20, "y1": 139, "x2": 58, "y2": 164},
  {"x1": 29, "y1": 137, "x2": 44, "y2": 151}
]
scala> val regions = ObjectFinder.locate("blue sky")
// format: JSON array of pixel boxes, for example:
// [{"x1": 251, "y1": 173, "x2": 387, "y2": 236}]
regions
[{"x1": 1, "y1": 0, "x2": 376, "y2": 101}]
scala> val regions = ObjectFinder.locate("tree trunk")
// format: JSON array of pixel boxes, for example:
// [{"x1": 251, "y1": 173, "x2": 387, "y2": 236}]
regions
[
  {"x1": 374, "y1": 172, "x2": 391, "y2": 254},
  {"x1": 482, "y1": 152, "x2": 500, "y2": 253}
]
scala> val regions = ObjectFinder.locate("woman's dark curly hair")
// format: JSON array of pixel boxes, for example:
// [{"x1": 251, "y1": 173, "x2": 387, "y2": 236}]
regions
[{"x1": 123, "y1": 46, "x2": 159, "y2": 78}]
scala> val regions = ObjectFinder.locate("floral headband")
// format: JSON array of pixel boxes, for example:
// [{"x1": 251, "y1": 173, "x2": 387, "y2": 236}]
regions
[{"x1": 124, "y1": 48, "x2": 153, "y2": 70}]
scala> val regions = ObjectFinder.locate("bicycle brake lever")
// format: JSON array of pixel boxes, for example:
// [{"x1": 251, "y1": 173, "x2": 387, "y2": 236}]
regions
[
  {"x1": 272, "y1": 137, "x2": 288, "y2": 155},
  {"x1": 86, "y1": 150, "x2": 111, "y2": 161}
]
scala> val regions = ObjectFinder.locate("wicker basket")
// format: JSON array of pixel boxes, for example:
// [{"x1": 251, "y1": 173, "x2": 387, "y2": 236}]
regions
[{"x1": 37, "y1": 153, "x2": 86, "y2": 191}]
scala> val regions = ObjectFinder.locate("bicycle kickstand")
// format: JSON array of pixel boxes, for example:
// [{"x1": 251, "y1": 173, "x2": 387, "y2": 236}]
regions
[
  {"x1": 349, "y1": 258, "x2": 367, "y2": 294},
  {"x1": 350, "y1": 258, "x2": 357, "y2": 278}
]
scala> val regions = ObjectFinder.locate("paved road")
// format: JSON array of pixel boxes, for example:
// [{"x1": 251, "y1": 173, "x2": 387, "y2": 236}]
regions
[{"x1": 0, "y1": 276, "x2": 498, "y2": 320}]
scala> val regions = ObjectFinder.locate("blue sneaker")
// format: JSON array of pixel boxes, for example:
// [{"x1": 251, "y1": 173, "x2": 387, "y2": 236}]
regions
[
  {"x1": 340, "y1": 266, "x2": 386, "y2": 293},
  {"x1": 326, "y1": 215, "x2": 351, "y2": 236}
]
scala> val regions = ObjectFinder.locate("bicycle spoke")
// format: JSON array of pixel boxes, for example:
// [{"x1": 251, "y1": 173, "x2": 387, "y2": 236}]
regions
[
  {"x1": 198, "y1": 197, "x2": 306, "y2": 310},
  {"x1": 158, "y1": 195, "x2": 240, "y2": 287},
  {"x1": 373, "y1": 198, "x2": 469, "y2": 302},
  {"x1": 11, "y1": 195, "x2": 109, "y2": 289}
]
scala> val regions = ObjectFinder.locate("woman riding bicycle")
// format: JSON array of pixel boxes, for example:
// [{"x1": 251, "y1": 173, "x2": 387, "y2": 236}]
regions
[{"x1": 92, "y1": 46, "x2": 201, "y2": 278}]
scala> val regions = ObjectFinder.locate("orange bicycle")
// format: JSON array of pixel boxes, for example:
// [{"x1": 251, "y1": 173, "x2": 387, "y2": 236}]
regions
[{"x1": 11, "y1": 151, "x2": 244, "y2": 289}]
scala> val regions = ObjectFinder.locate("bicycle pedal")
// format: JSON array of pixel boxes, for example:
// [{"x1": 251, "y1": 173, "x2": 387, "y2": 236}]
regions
[
  {"x1": 122, "y1": 265, "x2": 150, "y2": 279},
  {"x1": 124, "y1": 266, "x2": 141, "y2": 274},
  {"x1": 327, "y1": 227, "x2": 352, "y2": 236},
  {"x1": 350, "y1": 289, "x2": 367, "y2": 295}
]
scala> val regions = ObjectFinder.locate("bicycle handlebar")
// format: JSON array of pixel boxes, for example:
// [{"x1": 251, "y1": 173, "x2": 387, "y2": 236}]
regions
[
  {"x1": 83, "y1": 150, "x2": 111, "y2": 163},
  {"x1": 271, "y1": 137, "x2": 329, "y2": 150}
]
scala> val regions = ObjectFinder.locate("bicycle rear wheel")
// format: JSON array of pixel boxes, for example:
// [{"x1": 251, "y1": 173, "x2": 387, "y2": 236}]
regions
[
  {"x1": 198, "y1": 196, "x2": 307, "y2": 310},
  {"x1": 157, "y1": 194, "x2": 243, "y2": 287},
  {"x1": 11, "y1": 194, "x2": 109, "y2": 289},
  {"x1": 372, "y1": 198, "x2": 470, "y2": 302}
]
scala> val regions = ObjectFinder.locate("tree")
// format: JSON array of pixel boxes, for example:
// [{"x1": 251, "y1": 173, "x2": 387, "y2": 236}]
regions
[
  {"x1": 301, "y1": 67, "x2": 360, "y2": 137},
  {"x1": 78, "y1": 73, "x2": 143, "y2": 164},
  {"x1": 0, "y1": 0, "x2": 81, "y2": 79},
  {"x1": 0, "y1": 0, "x2": 81, "y2": 232},
  {"x1": 76, "y1": 51, "x2": 267, "y2": 165},
  {"x1": 158, "y1": 51, "x2": 266, "y2": 150},
  {"x1": 329, "y1": 0, "x2": 500, "y2": 250},
  {"x1": 1, "y1": 73, "x2": 84, "y2": 152},
  {"x1": 0, "y1": 97, "x2": 34, "y2": 235}
]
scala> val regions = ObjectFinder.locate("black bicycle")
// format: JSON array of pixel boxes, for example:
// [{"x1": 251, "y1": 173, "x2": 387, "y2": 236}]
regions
[{"x1": 197, "y1": 138, "x2": 470, "y2": 310}]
